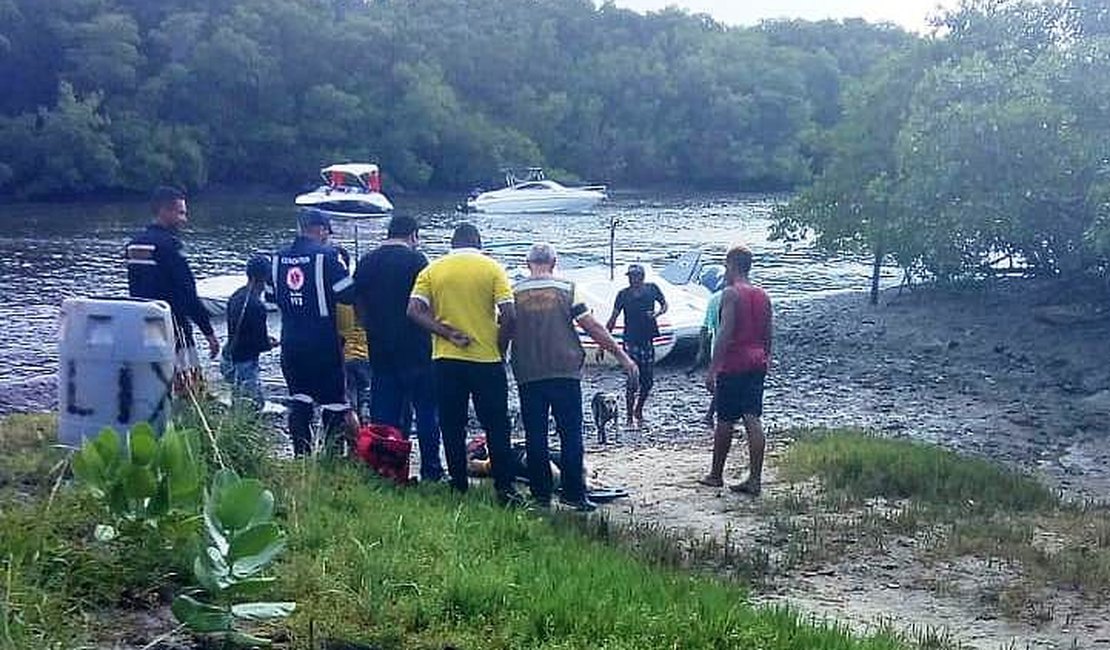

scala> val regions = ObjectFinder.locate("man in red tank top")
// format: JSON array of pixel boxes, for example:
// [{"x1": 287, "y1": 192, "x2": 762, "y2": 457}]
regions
[{"x1": 699, "y1": 244, "x2": 773, "y2": 495}]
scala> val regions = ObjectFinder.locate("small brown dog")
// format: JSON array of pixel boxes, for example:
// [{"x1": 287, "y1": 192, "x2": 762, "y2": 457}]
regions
[{"x1": 591, "y1": 391, "x2": 620, "y2": 444}]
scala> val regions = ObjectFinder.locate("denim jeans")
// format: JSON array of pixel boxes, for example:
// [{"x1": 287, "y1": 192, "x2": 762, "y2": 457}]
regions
[
  {"x1": 345, "y1": 359, "x2": 373, "y2": 422},
  {"x1": 370, "y1": 364, "x2": 444, "y2": 481},
  {"x1": 223, "y1": 357, "x2": 263, "y2": 408},
  {"x1": 434, "y1": 360, "x2": 513, "y2": 494},
  {"x1": 518, "y1": 378, "x2": 586, "y2": 502}
]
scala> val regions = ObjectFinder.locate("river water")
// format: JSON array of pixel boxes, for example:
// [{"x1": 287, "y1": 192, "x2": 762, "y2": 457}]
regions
[{"x1": 0, "y1": 192, "x2": 890, "y2": 413}]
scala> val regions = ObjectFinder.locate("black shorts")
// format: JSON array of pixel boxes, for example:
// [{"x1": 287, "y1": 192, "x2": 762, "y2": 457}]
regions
[
  {"x1": 281, "y1": 343, "x2": 348, "y2": 408},
  {"x1": 716, "y1": 372, "x2": 766, "y2": 421},
  {"x1": 624, "y1": 342, "x2": 655, "y2": 392}
]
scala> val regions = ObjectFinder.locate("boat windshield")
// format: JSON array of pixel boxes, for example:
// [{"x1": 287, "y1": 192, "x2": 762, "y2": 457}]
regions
[
  {"x1": 503, "y1": 167, "x2": 547, "y2": 187},
  {"x1": 322, "y1": 170, "x2": 368, "y2": 190}
]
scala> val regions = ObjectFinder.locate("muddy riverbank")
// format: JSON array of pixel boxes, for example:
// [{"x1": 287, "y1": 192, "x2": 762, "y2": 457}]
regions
[
  {"x1": 583, "y1": 278, "x2": 1110, "y2": 500},
  {"x1": 580, "y1": 278, "x2": 1110, "y2": 649}
]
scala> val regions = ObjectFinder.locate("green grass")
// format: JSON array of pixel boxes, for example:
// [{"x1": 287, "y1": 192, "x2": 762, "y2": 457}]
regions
[
  {"x1": 0, "y1": 414, "x2": 908, "y2": 649},
  {"x1": 779, "y1": 430, "x2": 1057, "y2": 512},
  {"x1": 274, "y1": 460, "x2": 903, "y2": 649},
  {"x1": 771, "y1": 428, "x2": 1110, "y2": 618},
  {"x1": 0, "y1": 415, "x2": 192, "y2": 649}
]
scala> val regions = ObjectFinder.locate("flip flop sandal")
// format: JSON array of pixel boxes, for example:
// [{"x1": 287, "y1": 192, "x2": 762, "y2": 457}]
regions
[{"x1": 587, "y1": 486, "x2": 630, "y2": 502}]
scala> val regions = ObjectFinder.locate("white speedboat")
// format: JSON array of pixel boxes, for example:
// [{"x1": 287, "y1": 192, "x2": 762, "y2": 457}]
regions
[
  {"x1": 465, "y1": 168, "x2": 606, "y2": 214},
  {"x1": 196, "y1": 273, "x2": 258, "y2": 318},
  {"x1": 294, "y1": 163, "x2": 393, "y2": 217},
  {"x1": 198, "y1": 249, "x2": 711, "y2": 364}
]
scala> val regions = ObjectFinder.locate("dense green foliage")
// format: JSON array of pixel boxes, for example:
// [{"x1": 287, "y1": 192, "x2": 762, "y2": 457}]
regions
[
  {"x1": 777, "y1": 0, "x2": 1110, "y2": 289},
  {"x1": 0, "y1": 0, "x2": 909, "y2": 197}
]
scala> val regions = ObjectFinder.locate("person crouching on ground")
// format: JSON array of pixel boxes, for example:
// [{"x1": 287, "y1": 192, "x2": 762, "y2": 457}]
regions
[
  {"x1": 511, "y1": 243, "x2": 639, "y2": 511},
  {"x1": 221, "y1": 255, "x2": 278, "y2": 408},
  {"x1": 272, "y1": 208, "x2": 356, "y2": 457},
  {"x1": 606, "y1": 263, "x2": 667, "y2": 428},
  {"x1": 407, "y1": 223, "x2": 523, "y2": 506},
  {"x1": 700, "y1": 244, "x2": 773, "y2": 495}
]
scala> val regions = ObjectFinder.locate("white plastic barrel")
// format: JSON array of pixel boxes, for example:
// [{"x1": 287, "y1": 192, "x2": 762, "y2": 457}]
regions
[{"x1": 58, "y1": 298, "x2": 175, "y2": 448}]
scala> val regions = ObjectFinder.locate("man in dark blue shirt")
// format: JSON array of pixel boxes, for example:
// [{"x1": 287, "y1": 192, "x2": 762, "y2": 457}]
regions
[
  {"x1": 606, "y1": 264, "x2": 667, "y2": 428},
  {"x1": 222, "y1": 255, "x2": 277, "y2": 408},
  {"x1": 272, "y1": 208, "x2": 355, "y2": 456},
  {"x1": 353, "y1": 215, "x2": 444, "y2": 482},
  {"x1": 126, "y1": 186, "x2": 219, "y2": 394}
]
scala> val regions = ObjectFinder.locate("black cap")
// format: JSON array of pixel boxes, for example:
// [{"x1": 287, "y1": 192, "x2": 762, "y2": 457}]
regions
[
  {"x1": 298, "y1": 207, "x2": 332, "y2": 231},
  {"x1": 626, "y1": 263, "x2": 645, "y2": 277}
]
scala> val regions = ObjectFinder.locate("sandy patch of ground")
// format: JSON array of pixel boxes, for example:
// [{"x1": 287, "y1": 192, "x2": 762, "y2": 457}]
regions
[
  {"x1": 574, "y1": 279, "x2": 1110, "y2": 648},
  {"x1": 586, "y1": 442, "x2": 1110, "y2": 649}
]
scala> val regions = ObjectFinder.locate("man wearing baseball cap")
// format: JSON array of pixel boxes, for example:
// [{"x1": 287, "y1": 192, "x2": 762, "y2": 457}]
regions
[
  {"x1": 221, "y1": 254, "x2": 278, "y2": 408},
  {"x1": 271, "y1": 208, "x2": 355, "y2": 456},
  {"x1": 606, "y1": 263, "x2": 667, "y2": 428}
]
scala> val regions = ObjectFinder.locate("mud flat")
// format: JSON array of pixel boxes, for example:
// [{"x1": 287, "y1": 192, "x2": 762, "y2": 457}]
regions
[{"x1": 579, "y1": 278, "x2": 1110, "y2": 649}]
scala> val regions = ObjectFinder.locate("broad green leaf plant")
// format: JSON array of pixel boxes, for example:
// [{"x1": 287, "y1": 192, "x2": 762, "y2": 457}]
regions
[
  {"x1": 172, "y1": 468, "x2": 295, "y2": 647},
  {"x1": 72, "y1": 423, "x2": 203, "y2": 539},
  {"x1": 74, "y1": 424, "x2": 295, "y2": 646}
]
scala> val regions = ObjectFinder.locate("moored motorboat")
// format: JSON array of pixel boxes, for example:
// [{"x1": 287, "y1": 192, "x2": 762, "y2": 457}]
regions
[
  {"x1": 198, "y1": 250, "x2": 710, "y2": 364},
  {"x1": 464, "y1": 168, "x2": 606, "y2": 214},
  {"x1": 294, "y1": 163, "x2": 394, "y2": 217}
]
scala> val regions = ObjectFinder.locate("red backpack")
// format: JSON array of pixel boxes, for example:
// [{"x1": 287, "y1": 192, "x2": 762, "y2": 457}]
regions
[{"x1": 355, "y1": 424, "x2": 412, "y2": 485}]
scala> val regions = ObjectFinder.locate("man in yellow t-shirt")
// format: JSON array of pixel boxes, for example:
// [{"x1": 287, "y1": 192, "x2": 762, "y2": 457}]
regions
[{"x1": 407, "y1": 223, "x2": 522, "y2": 505}]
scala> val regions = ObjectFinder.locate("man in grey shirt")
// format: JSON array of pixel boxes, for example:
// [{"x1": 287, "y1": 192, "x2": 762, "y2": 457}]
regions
[{"x1": 510, "y1": 243, "x2": 638, "y2": 511}]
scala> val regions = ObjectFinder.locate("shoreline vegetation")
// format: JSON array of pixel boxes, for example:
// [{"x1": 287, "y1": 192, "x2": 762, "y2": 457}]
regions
[
  {"x1": 0, "y1": 0, "x2": 911, "y2": 200},
  {"x1": 0, "y1": 411, "x2": 901, "y2": 649},
  {"x1": 3, "y1": 402, "x2": 1107, "y2": 649},
  {"x1": 2, "y1": 0, "x2": 1109, "y2": 298}
]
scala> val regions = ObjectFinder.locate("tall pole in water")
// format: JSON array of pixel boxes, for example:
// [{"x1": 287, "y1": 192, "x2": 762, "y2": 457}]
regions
[{"x1": 609, "y1": 214, "x2": 618, "y2": 281}]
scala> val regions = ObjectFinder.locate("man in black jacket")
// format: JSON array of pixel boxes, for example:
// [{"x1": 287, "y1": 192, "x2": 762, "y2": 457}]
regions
[{"x1": 126, "y1": 186, "x2": 219, "y2": 394}]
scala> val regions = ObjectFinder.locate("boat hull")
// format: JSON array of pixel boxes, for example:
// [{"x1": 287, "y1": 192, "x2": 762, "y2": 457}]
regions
[
  {"x1": 508, "y1": 264, "x2": 706, "y2": 363},
  {"x1": 295, "y1": 187, "x2": 394, "y2": 217},
  {"x1": 466, "y1": 190, "x2": 606, "y2": 214}
]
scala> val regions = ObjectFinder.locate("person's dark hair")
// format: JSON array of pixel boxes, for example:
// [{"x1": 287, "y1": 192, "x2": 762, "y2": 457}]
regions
[
  {"x1": 726, "y1": 244, "x2": 753, "y2": 275},
  {"x1": 387, "y1": 215, "x2": 419, "y2": 239},
  {"x1": 150, "y1": 186, "x2": 186, "y2": 214},
  {"x1": 245, "y1": 254, "x2": 271, "y2": 280},
  {"x1": 451, "y1": 222, "x2": 482, "y2": 249}
]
